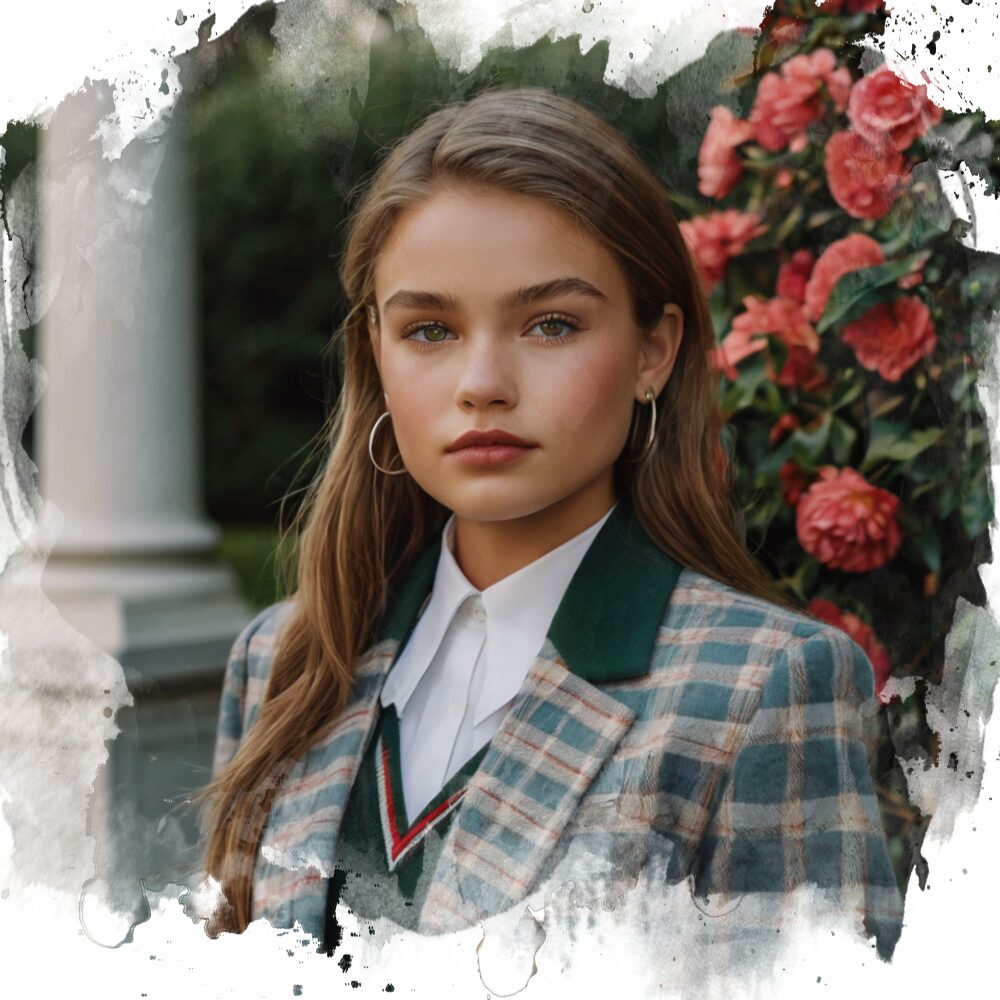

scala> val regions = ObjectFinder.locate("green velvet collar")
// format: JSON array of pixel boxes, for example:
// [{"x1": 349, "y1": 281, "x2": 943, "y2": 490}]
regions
[{"x1": 377, "y1": 497, "x2": 683, "y2": 684}]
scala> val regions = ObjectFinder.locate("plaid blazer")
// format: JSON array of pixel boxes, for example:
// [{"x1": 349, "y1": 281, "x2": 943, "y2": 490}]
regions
[{"x1": 211, "y1": 500, "x2": 904, "y2": 960}]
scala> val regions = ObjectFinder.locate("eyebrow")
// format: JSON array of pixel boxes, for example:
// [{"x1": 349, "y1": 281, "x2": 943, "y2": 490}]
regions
[{"x1": 381, "y1": 277, "x2": 609, "y2": 314}]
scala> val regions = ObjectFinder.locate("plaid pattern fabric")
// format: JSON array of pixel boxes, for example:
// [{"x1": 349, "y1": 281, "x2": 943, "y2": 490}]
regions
[{"x1": 211, "y1": 503, "x2": 903, "y2": 958}]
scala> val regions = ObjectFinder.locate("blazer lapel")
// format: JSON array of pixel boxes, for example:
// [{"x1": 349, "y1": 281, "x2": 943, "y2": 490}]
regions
[
  {"x1": 419, "y1": 641, "x2": 636, "y2": 934},
  {"x1": 251, "y1": 537, "x2": 444, "y2": 940},
  {"x1": 251, "y1": 640, "x2": 397, "y2": 941}
]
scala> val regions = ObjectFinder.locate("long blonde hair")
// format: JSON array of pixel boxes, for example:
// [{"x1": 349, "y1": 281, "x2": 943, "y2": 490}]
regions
[{"x1": 201, "y1": 86, "x2": 786, "y2": 932}]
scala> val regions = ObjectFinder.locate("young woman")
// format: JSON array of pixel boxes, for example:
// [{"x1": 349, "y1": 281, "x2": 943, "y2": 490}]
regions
[{"x1": 201, "y1": 87, "x2": 903, "y2": 960}]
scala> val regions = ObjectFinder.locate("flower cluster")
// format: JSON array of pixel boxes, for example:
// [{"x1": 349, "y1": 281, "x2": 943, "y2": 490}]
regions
[
  {"x1": 680, "y1": 3, "x2": 996, "y2": 709},
  {"x1": 692, "y1": 54, "x2": 941, "y2": 227}
]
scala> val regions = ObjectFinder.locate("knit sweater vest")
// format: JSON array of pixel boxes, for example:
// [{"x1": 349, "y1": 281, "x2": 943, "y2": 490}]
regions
[{"x1": 323, "y1": 703, "x2": 490, "y2": 950}]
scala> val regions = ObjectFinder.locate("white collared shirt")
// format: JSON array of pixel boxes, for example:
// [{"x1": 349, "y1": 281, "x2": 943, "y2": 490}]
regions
[{"x1": 380, "y1": 504, "x2": 616, "y2": 822}]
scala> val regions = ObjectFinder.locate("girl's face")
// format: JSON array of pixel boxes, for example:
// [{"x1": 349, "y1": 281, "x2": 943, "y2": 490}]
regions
[{"x1": 370, "y1": 185, "x2": 682, "y2": 527}]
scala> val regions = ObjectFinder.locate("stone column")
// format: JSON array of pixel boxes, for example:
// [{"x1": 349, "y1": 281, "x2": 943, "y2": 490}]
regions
[{"x1": 32, "y1": 82, "x2": 250, "y2": 920}]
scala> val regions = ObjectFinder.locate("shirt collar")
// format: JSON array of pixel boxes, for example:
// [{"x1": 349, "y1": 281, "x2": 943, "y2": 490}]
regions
[
  {"x1": 379, "y1": 507, "x2": 614, "y2": 714},
  {"x1": 377, "y1": 494, "x2": 684, "y2": 685}
]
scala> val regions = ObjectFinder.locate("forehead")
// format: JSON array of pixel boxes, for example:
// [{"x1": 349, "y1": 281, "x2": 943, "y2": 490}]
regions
[{"x1": 373, "y1": 185, "x2": 630, "y2": 308}]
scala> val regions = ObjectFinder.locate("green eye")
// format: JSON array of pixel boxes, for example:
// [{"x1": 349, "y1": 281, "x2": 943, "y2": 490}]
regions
[
  {"x1": 538, "y1": 319, "x2": 570, "y2": 337},
  {"x1": 406, "y1": 324, "x2": 451, "y2": 343},
  {"x1": 528, "y1": 315, "x2": 578, "y2": 341}
]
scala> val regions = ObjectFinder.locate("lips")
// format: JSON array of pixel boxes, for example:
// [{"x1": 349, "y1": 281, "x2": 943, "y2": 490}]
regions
[{"x1": 446, "y1": 429, "x2": 536, "y2": 452}]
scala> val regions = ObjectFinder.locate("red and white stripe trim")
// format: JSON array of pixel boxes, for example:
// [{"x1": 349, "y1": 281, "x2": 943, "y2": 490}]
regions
[{"x1": 374, "y1": 734, "x2": 468, "y2": 872}]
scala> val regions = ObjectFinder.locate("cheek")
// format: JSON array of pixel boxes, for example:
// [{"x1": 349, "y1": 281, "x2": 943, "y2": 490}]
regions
[
  {"x1": 378, "y1": 353, "x2": 453, "y2": 460},
  {"x1": 541, "y1": 344, "x2": 636, "y2": 443}
]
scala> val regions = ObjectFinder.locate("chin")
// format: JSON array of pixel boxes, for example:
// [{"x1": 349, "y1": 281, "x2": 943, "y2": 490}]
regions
[{"x1": 425, "y1": 481, "x2": 562, "y2": 524}]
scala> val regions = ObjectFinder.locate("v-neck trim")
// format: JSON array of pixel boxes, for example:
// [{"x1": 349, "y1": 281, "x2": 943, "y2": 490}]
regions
[{"x1": 376, "y1": 704, "x2": 490, "y2": 872}]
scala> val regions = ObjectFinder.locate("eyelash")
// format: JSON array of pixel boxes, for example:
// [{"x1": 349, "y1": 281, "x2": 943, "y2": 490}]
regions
[{"x1": 400, "y1": 312, "x2": 580, "y2": 348}]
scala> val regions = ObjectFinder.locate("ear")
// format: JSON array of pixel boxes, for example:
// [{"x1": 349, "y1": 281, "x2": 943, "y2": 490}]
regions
[{"x1": 635, "y1": 303, "x2": 683, "y2": 402}]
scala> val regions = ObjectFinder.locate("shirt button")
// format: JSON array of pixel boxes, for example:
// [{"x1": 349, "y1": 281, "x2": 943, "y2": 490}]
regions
[{"x1": 472, "y1": 606, "x2": 486, "y2": 622}]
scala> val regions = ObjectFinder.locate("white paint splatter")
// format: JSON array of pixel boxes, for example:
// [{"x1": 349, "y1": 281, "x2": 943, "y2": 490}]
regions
[{"x1": 1, "y1": 1, "x2": 999, "y2": 997}]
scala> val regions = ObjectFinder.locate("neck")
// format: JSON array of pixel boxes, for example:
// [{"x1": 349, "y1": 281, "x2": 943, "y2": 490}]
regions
[{"x1": 450, "y1": 476, "x2": 617, "y2": 590}]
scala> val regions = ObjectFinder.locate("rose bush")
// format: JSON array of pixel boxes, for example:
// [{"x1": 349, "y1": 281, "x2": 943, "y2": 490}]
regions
[{"x1": 682, "y1": 0, "x2": 997, "y2": 891}]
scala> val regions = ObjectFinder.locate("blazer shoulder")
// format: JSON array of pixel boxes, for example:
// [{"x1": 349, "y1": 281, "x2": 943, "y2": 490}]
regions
[
  {"x1": 660, "y1": 568, "x2": 877, "y2": 700},
  {"x1": 237, "y1": 599, "x2": 297, "y2": 683},
  {"x1": 214, "y1": 599, "x2": 297, "y2": 770},
  {"x1": 668, "y1": 567, "x2": 835, "y2": 639}
]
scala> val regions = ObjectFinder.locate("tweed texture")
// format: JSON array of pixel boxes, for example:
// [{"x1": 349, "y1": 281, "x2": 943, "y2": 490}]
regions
[{"x1": 210, "y1": 567, "x2": 903, "y2": 958}]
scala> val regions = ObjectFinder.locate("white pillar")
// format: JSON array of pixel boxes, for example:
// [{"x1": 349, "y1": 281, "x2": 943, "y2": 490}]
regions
[
  {"x1": 36, "y1": 86, "x2": 249, "y2": 671},
  {"x1": 30, "y1": 83, "x2": 251, "y2": 921}
]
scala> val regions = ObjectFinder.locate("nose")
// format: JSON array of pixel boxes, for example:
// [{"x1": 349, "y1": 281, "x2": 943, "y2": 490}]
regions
[{"x1": 453, "y1": 335, "x2": 518, "y2": 412}]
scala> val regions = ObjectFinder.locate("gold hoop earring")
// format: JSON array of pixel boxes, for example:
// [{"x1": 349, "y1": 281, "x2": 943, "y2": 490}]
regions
[
  {"x1": 643, "y1": 386, "x2": 658, "y2": 454},
  {"x1": 623, "y1": 387, "x2": 659, "y2": 463},
  {"x1": 368, "y1": 411, "x2": 408, "y2": 475}
]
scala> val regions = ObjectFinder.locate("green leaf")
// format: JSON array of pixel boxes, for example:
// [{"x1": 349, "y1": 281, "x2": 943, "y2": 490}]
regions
[
  {"x1": 829, "y1": 416, "x2": 858, "y2": 465},
  {"x1": 755, "y1": 436, "x2": 795, "y2": 476},
  {"x1": 777, "y1": 556, "x2": 821, "y2": 603},
  {"x1": 720, "y1": 354, "x2": 770, "y2": 414},
  {"x1": 960, "y1": 464, "x2": 994, "y2": 539},
  {"x1": 806, "y1": 209, "x2": 839, "y2": 230},
  {"x1": 861, "y1": 425, "x2": 944, "y2": 472},
  {"x1": 830, "y1": 379, "x2": 862, "y2": 411},
  {"x1": 904, "y1": 522, "x2": 942, "y2": 575},
  {"x1": 789, "y1": 414, "x2": 831, "y2": 467},
  {"x1": 909, "y1": 480, "x2": 939, "y2": 501},
  {"x1": 869, "y1": 395, "x2": 906, "y2": 419},
  {"x1": 772, "y1": 203, "x2": 804, "y2": 246},
  {"x1": 817, "y1": 251, "x2": 932, "y2": 334}
]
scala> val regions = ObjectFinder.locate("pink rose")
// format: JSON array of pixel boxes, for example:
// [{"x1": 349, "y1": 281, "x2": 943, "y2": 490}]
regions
[
  {"x1": 808, "y1": 598, "x2": 892, "y2": 701},
  {"x1": 824, "y1": 129, "x2": 908, "y2": 220},
  {"x1": 713, "y1": 295, "x2": 819, "y2": 387},
  {"x1": 679, "y1": 210, "x2": 767, "y2": 292},
  {"x1": 775, "y1": 249, "x2": 815, "y2": 303},
  {"x1": 698, "y1": 106, "x2": 755, "y2": 200},
  {"x1": 848, "y1": 64, "x2": 944, "y2": 151},
  {"x1": 796, "y1": 466, "x2": 903, "y2": 572},
  {"x1": 804, "y1": 233, "x2": 884, "y2": 323},
  {"x1": 750, "y1": 49, "x2": 852, "y2": 153},
  {"x1": 841, "y1": 296, "x2": 937, "y2": 381}
]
